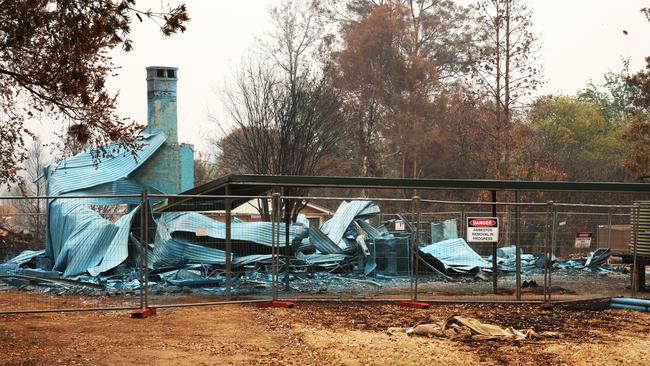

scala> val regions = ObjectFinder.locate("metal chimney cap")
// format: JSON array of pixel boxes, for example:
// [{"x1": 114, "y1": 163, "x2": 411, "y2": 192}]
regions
[
  {"x1": 146, "y1": 66, "x2": 178, "y2": 80},
  {"x1": 146, "y1": 66, "x2": 179, "y2": 71}
]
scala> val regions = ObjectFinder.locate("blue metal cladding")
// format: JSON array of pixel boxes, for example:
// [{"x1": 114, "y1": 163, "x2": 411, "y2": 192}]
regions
[
  {"x1": 159, "y1": 211, "x2": 297, "y2": 248},
  {"x1": 307, "y1": 225, "x2": 344, "y2": 254},
  {"x1": 48, "y1": 201, "x2": 140, "y2": 277},
  {"x1": 87, "y1": 206, "x2": 141, "y2": 276},
  {"x1": 320, "y1": 201, "x2": 380, "y2": 250},
  {"x1": 419, "y1": 238, "x2": 491, "y2": 273},
  {"x1": 355, "y1": 219, "x2": 385, "y2": 240},
  {"x1": 180, "y1": 144, "x2": 194, "y2": 191},
  {"x1": 35, "y1": 66, "x2": 199, "y2": 278},
  {"x1": 149, "y1": 212, "x2": 286, "y2": 269},
  {"x1": 43, "y1": 130, "x2": 167, "y2": 271},
  {"x1": 4, "y1": 250, "x2": 45, "y2": 266},
  {"x1": 44, "y1": 130, "x2": 167, "y2": 197},
  {"x1": 39, "y1": 130, "x2": 199, "y2": 276}
]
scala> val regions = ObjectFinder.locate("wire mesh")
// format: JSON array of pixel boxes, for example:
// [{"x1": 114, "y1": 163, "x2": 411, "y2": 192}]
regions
[
  {"x1": 413, "y1": 202, "x2": 547, "y2": 302},
  {"x1": 0, "y1": 195, "x2": 142, "y2": 313},
  {"x1": 551, "y1": 209, "x2": 634, "y2": 300},
  {"x1": 143, "y1": 194, "x2": 279, "y2": 307},
  {"x1": 0, "y1": 192, "x2": 645, "y2": 314},
  {"x1": 276, "y1": 196, "x2": 414, "y2": 301}
]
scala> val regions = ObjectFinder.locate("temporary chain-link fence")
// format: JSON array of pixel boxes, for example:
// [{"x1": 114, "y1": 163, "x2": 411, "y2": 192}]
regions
[
  {"x1": 0, "y1": 195, "x2": 143, "y2": 313},
  {"x1": 0, "y1": 193, "x2": 646, "y2": 314}
]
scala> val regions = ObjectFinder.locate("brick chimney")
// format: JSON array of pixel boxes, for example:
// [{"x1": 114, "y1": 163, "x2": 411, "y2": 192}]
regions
[
  {"x1": 146, "y1": 66, "x2": 178, "y2": 143},
  {"x1": 134, "y1": 66, "x2": 194, "y2": 194}
]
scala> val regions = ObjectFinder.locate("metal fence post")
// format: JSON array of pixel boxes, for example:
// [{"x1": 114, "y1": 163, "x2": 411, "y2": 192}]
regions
[
  {"x1": 411, "y1": 196, "x2": 421, "y2": 301},
  {"x1": 549, "y1": 203, "x2": 557, "y2": 301},
  {"x1": 632, "y1": 202, "x2": 639, "y2": 297},
  {"x1": 225, "y1": 186, "x2": 232, "y2": 301},
  {"x1": 460, "y1": 208, "x2": 467, "y2": 238},
  {"x1": 271, "y1": 193, "x2": 280, "y2": 301},
  {"x1": 139, "y1": 191, "x2": 146, "y2": 309},
  {"x1": 284, "y1": 196, "x2": 291, "y2": 291},
  {"x1": 515, "y1": 191, "x2": 521, "y2": 301},
  {"x1": 491, "y1": 190, "x2": 498, "y2": 295},
  {"x1": 275, "y1": 194, "x2": 282, "y2": 294},
  {"x1": 142, "y1": 190, "x2": 150, "y2": 309},
  {"x1": 544, "y1": 201, "x2": 553, "y2": 303},
  {"x1": 607, "y1": 209, "x2": 612, "y2": 250}
]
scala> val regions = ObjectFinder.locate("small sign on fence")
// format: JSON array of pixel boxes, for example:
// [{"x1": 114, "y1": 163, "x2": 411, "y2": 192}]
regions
[
  {"x1": 574, "y1": 232, "x2": 592, "y2": 248},
  {"x1": 466, "y1": 217, "x2": 499, "y2": 242}
]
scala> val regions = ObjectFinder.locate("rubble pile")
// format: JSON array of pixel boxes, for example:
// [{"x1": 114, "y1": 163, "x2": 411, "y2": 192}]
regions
[{"x1": 0, "y1": 200, "x2": 626, "y2": 297}]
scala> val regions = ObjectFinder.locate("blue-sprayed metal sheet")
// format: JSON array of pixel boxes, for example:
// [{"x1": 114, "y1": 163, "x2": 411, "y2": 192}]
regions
[
  {"x1": 419, "y1": 238, "x2": 491, "y2": 273},
  {"x1": 320, "y1": 201, "x2": 379, "y2": 249},
  {"x1": 159, "y1": 211, "x2": 297, "y2": 247},
  {"x1": 355, "y1": 219, "x2": 387, "y2": 240},
  {"x1": 233, "y1": 254, "x2": 273, "y2": 266},
  {"x1": 307, "y1": 225, "x2": 343, "y2": 254},
  {"x1": 151, "y1": 212, "x2": 296, "y2": 269},
  {"x1": 149, "y1": 209, "x2": 328, "y2": 269},
  {"x1": 45, "y1": 130, "x2": 166, "y2": 197},
  {"x1": 43, "y1": 130, "x2": 168, "y2": 269},
  {"x1": 300, "y1": 253, "x2": 350, "y2": 265},
  {"x1": 150, "y1": 216, "x2": 226, "y2": 268},
  {"x1": 87, "y1": 206, "x2": 141, "y2": 276},
  {"x1": 150, "y1": 238, "x2": 227, "y2": 268},
  {"x1": 48, "y1": 201, "x2": 140, "y2": 277},
  {"x1": 4, "y1": 250, "x2": 45, "y2": 266}
]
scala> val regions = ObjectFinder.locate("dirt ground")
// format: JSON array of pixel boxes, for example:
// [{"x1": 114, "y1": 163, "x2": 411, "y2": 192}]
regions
[{"x1": 1, "y1": 292, "x2": 650, "y2": 365}]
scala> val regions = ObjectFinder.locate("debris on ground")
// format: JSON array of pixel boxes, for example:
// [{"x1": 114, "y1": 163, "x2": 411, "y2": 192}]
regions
[
  {"x1": 0, "y1": 199, "x2": 630, "y2": 299},
  {"x1": 388, "y1": 315, "x2": 560, "y2": 340}
]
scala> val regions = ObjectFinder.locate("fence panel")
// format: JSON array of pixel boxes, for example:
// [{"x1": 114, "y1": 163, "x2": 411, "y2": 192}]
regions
[
  {"x1": 278, "y1": 196, "x2": 414, "y2": 301},
  {"x1": 145, "y1": 194, "x2": 277, "y2": 308},
  {"x1": 1, "y1": 193, "x2": 642, "y2": 313},
  {"x1": 412, "y1": 201, "x2": 550, "y2": 302},
  {"x1": 551, "y1": 208, "x2": 633, "y2": 300},
  {"x1": 0, "y1": 195, "x2": 142, "y2": 313}
]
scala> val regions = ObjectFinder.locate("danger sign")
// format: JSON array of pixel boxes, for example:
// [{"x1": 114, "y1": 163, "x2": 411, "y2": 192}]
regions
[
  {"x1": 574, "y1": 232, "x2": 592, "y2": 248},
  {"x1": 466, "y1": 217, "x2": 499, "y2": 242}
]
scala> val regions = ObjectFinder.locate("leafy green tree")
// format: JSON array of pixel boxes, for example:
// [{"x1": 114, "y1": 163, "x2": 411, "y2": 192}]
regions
[
  {"x1": 578, "y1": 59, "x2": 639, "y2": 128},
  {"x1": 525, "y1": 96, "x2": 626, "y2": 181}
]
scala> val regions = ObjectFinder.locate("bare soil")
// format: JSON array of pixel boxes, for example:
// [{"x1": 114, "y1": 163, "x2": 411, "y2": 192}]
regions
[{"x1": 1, "y1": 291, "x2": 650, "y2": 365}]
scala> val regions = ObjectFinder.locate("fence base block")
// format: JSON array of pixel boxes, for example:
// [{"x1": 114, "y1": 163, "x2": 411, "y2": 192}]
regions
[
  {"x1": 255, "y1": 301, "x2": 295, "y2": 309},
  {"x1": 131, "y1": 307, "x2": 157, "y2": 318},
  {"x1": 397, "y1": 301, "x2": 430, "y2": 309}
]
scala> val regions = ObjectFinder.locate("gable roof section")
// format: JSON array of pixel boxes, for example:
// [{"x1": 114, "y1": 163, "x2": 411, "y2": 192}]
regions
[{"x1": 45, "y1": 130, "x2": 166, "y2": 196}]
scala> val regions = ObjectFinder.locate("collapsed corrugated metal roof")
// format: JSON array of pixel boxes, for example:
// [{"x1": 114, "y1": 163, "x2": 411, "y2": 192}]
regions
[
  {"x1": 419, "y1": 238, "x2": 491, "y2": 273},
  {"x1": 43, "y1": 130, "x2": 166, "y2": 276},
  {"x1": 149, "y1": 212, "x2": 298, "y2": 269},
  {"x1": 320, "y1": 200, "x2": 379, "y2": 250},
  {"x1": 44, "y1": 130, "x2": 166, "y2": 197}
]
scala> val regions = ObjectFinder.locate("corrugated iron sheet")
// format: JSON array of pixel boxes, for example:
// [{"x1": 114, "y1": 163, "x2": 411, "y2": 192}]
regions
[
  {"x1": 44, "y1": 130, "x2": 167, "y2": 267},
  {"x1": 307, "y1": 225, "x2": 344, "y2": 254},
  {"x1": 160, "y1": 211, "x2": 297, "y2": 247},
  {"x1": 49, "y1": 201, "x2": 140, "y2": 277},
  {"x1": 45, "y1": 130, "x2": 166, "y2": 196},
  {"x1": 320, "y1": 201, "x2": 379, "y2": 249},
  {"x1": 419, "y1": 238, "x2": 490, "y2": 273}
]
